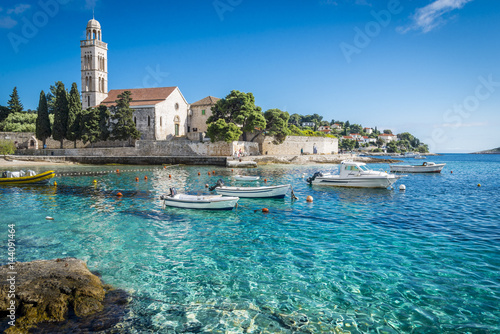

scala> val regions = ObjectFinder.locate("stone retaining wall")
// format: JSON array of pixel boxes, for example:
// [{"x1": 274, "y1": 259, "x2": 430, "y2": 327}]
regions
[{"x1": 260, "y1": 136, "x2": 338, "y2": 155}]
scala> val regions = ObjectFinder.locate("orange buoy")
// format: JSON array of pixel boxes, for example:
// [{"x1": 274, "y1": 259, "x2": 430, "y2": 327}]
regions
[
  {"x1": 208, "y1": 172, "x2": 211, "y2": 175},
  {"x1": 144, "y1": 176, "x2": 148, "y2": 180},
  {"x1": 451, "y1": 171, "x2": 453, "y2": 174},
  {"x1": 262, "y1": 208, "x2": 269, "y2": 213},
  {"x1": 231, "y1": 169, "x2": 234, "y2": 172},
  {"x1": 116, "y1": 192, "x2": 123, "y2": 197},
  {"x1": 163, "y1": 166, "x2": 166, "y2": 169},
  {"x1": 116, "y1": 169, "x2": 120, "y2": 173},
  {"x1": 135, "y1": 177, "x2": 139, "y2": 182},
  {"x1": 306, "y1": 195, "x2": 313, "y2": 202},
  {"x1": 212, "y1": 170, "x2": 215, "y2": 174},
  {"x1": 264, "y1": 179, "x2": 268, "y2": 182},
  {"x1": 198, "y1": 172, "x2": 201, "y2": 176},
  {"x1": 169, "y1": 174, "x2": 172, "y2": 178}
]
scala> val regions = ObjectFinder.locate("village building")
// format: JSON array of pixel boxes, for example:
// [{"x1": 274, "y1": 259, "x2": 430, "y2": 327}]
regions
[
  {"x1": 317, "y1": 125, "x2": 331, "y2": 133},
  {"x1": 378, "y1": 133, "x2": 398, "y2": 143},
  {"x1": 100, "y1": 87, "x2": 189, "y2": 140},
  {"x1": 187, "y1": 96, "x2": 220, "y2": 141},
  {"x1": 364, "y1": 127, "x2": 373, "y2": 134},
  {"x1": 331, "y1": 123, "x2": 342, "y2": 130}
]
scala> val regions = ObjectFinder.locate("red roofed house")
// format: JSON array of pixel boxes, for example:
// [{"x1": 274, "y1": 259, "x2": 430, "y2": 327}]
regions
[
  {"x1": 364, "y1": 127, "x2": 373, "y2": 134},
  {"x1": 101, "y1": 87, "x2": 189, "y2": 140}
]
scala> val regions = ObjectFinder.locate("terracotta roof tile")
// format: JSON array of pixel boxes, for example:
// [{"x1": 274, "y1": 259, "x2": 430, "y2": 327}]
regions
[
  {"x1": 100, "y1": 87, "x2": 177, "y2": 107},
  {"x1": 191, "y1": 96, "x2": 220, "y2": 106}
]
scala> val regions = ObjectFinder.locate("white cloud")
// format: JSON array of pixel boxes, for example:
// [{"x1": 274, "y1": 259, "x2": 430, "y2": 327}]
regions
[
  {"x1": 7, "y1": 4, "x2": 31, "y2": 15},
  {"x1": 399, "y1": 0, "x2": 473, "y2": 34},
  {"x1": 0, "y1": 16, "x2": 17, "y2": 29}
]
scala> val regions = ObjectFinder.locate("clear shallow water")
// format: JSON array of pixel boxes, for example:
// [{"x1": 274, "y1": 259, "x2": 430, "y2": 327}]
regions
[{"x1": 1, "y1": 154, "x2": 499, "y2": 333}]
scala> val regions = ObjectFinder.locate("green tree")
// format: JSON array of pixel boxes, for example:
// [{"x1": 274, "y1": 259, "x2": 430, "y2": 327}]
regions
[
  {"x1": 46, "y1": 84, "x2": 57, "y2": 114},
  {"x1": 417, "y1": 144, "x2": 429, "y2": 153},
  {"x1": 52, "y1": 82, "x2": 69, "y2": 148},
  {"x1": 36, "y1": 90, "x2": 51, "y2": 147},
  {"x1": 0, "y1": 140, "x2": 16, "y2": 156},
  {"x1": 207, "y1": 119, "x2": 242, "y2": 143},
  {"x1": 387, "y1": 141, "x2": 399, "y2": 153},
  {"x1": 0, "y1": 112, "x2": 37, "y2": 132},
  {"x1": 97, "y1": 104, "x2": 110, "y2": 141},
  {"x1": 252, "y1": 108, "x2": 291, "y2": 144},
  {"x1": 111, "y1": 91, "x2": 140, "y2": 145},
  {"x1": 80, "y1": 107, "x2": 101, "y2": 148},
  {"x1": 207, "y1": 90, "x2": 265, "y2": 141},
  {"x1": 67, "y1": 83, "x2": 82, "y2": 148},
  {"x1": 289, "y1": 113, "x2": 302, "y2": 126},
  {"x1": 376, "y1": 138, "x2": 385, "y2": 148},
  {"x1": 350, "y1": 123, "x2": 362, "y2": 134},
  {"x1": 340, "y1": 139, "x2": 356, "y2": 151},
  {"x1": 8, "y1": 87, "x2": 23, "y2": 114},
  {"x1": 0, "y1": 106, "x2": 10, "y2": 123},
  {"x1": 383, "y1": 129, "x2": 393, "y2": 134}
]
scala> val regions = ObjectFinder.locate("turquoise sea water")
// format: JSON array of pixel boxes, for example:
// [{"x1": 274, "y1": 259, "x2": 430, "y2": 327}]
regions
[{"x1": 1, "y1": 154, "x2": 499, "y2": 333}]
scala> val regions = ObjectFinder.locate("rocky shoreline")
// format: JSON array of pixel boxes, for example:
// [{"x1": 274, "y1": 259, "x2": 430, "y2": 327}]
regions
[
  {"x1": 0, "y1": 258, "x2": 128, "y2": 333},
  {"x1": 240, "y1": 154, "x2": 402, "y2": 165}
]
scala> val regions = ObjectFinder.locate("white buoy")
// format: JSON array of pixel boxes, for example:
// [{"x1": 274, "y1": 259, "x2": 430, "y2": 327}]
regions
[
  {"x1": 45, "y1": 216, "x2": 54, "y2": 220},
  {"x1": 399, "y1": 184, "x2": 406, "y2": 191}
]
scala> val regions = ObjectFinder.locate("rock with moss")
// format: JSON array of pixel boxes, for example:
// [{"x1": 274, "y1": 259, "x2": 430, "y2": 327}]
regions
[{"x1": 0, "y1": 258, "x2": 107, "y2": 333}]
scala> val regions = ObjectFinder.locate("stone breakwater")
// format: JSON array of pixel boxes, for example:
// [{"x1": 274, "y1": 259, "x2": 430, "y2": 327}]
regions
[
  {"x1": 241, "y1": 154, "x2": 402, "y2": 165},
  {"x1": 0, "y1": 258, "x2": 128, "y2": 334}
]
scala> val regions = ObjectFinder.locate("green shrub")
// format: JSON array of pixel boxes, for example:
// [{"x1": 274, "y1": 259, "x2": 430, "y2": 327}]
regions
[{"x1": 0, "y1": 140, "x2": 16, "y2": 155}]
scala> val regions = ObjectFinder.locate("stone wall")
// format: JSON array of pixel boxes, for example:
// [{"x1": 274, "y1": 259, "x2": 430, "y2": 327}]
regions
[
  {"x1": 260, "y1": 136, "x2": 338, "y2": 155},
  {"x1": 136, "y1": 140, "x2": 259, "y2": 157}
]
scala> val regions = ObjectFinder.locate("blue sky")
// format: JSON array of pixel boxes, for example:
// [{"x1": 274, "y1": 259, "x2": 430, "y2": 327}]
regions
[{"x1": 0, "y1": 0, "x2": 499, "y2": 153}]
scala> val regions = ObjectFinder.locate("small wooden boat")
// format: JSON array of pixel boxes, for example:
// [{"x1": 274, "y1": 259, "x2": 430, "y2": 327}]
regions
[
  {"x1": 160, "y1": 188, "x2": 239, "y2": 210},
  {"x1": 210, "y1": 179, "x2": 290, "y2": 198},
  {"x1": 0, "y1": 170, "x2": 55, "y2": 185},
  {"x1": 389, "y1": 162, "x2": 446, "y2": 173},
  {"x1": 233, "y1": 175, "x2": 260, "y2": 181}
]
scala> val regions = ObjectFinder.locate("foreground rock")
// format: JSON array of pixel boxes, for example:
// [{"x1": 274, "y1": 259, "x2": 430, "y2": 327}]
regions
[{"x1": 0, "y1": 258, "x2": 122, "y2": 333}]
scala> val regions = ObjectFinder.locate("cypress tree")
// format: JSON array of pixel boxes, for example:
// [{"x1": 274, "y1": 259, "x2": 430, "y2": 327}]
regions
[
  {"x1": 36, "y1": 90, "x2": 51, "y2": 148},
  {"x1": 8, "y1": 87, "x2": 23, "y2": 114},
  {"x1": 111, "y1": 91, "x2": 140, "y2": 146},
  {"x1": 52, "y1": 82, "x2": 69, "y2": 149},
  {"x1": 67, "y1": 83, "x2": 82, "y2": 148},
  {"x1": 81, "y1": 107, "x2": 100, "y2": 148},
  {"x1": 97, "y1": 104, "x2": 110, "y2": 142}
]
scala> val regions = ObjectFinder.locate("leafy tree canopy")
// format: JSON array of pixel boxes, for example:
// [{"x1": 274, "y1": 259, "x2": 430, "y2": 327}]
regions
[
  {"x1": 207, "y1": 119, "x2": 242, "y2": 143},
  {"x1": 111, "y1": 91, "x2": 140, "y2": 142},
  {"x1": 0, "y1": 112, "x2": 37, "y2": 132},
  {"x1": 262, "y1": 108, "x2": 291, "y2": 144},
  {"x1": 0, "y1": 140, "x2": 16, "y2": 155}
]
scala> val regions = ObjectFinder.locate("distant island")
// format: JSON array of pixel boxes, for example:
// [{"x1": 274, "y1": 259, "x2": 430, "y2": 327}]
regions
[{"x1": 472, "y1": 147, "x2": 500, "y2": 154}]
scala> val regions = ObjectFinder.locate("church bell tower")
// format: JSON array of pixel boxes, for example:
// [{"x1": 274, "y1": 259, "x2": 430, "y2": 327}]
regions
[{"x1": 80, "y1": 18, "x2": 108, "y2": 109}]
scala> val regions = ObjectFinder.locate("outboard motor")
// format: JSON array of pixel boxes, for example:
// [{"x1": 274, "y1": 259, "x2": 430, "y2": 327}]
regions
[
  {"x1": 306, "y1": 172, "x2": 323, "y2": 184},
  {"x1": 169, "y1": 187, "x2": 177, "y2": 196},
  {"x1": 209, "y1": 179, "x2": 224, "y2": 191}
]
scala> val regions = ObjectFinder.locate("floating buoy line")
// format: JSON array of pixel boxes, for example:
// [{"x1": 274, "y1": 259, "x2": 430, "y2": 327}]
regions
[{"x1": 54, "y1": 165, "x2": 180, "y2": 177}]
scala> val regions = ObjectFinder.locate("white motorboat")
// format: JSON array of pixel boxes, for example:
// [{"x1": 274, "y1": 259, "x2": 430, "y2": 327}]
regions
[
  {"x1": 306, "y1": 160, "x2": 403, "y2": 189},
  {"x1": 210, "y1": 179, "x2": 290, "y2": 198},
  {"x1": 160, "y1": 188, "x2": 239, "y2": 210},
  {"x1": 389, "y1": 162, "x2": 445, "y2": 173},
  {"x1": 233, "y1": 175, "x2": 260, "y2": 181}
]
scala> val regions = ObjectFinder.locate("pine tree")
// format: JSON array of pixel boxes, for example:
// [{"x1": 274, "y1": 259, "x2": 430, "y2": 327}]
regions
[
  {"x1": 52, "y1": 82, "x2": 69, "y2": 149},
  {"x1": 111, "y1": 91, "x2": 140, "y2": 146},
  {"x1": 81, "y1": 107, "x2": 101, "y2": 148},
  {"x1": 8, "y1": 87, "x2": 23, "y2": 114},
  {"x1": 67, "y1": 83, "x2": 82, "y2": 148},
  {"x1": 36, "y1": 90, "x2": 51, "y2": 148}
]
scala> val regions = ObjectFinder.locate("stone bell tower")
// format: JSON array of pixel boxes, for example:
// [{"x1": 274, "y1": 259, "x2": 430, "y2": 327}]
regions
[{"x1": 80, "y1": 18, "x2": 108, "y2": 109}]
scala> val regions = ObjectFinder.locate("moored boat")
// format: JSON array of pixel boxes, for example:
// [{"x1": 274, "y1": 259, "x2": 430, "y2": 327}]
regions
[
  {"x1": 233, "y1": 175, "x2": 260, "y2": 181},
  {"x1": 210, "y1": 179, "x2": 290, "y2": 198},
  {"x1": 389, "y1": 162, "x2": 445, "y2": 173},
  {"x1": 306, "y1": 160, "x2": 402, "y2": 189},
  {"x1": 0, "y1": 170, "x2": 55, "y2": 185},
  {"x1": 160, "y1": 188, "x2": 239, "y2": 210}
]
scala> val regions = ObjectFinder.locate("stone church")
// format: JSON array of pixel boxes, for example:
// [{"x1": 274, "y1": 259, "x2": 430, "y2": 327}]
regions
[{"x1": 80, "y1": 18, "x2": 217, "y2": 141}]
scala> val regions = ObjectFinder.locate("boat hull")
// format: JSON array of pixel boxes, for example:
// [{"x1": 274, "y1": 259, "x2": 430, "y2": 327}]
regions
[
  {"x1": 215, "y1": 184, "x2": 290, "y2": 198},
  {"x1": 0, "y1": 170, "x2": 55, "y2": 185},
  {"x1": 163, "y1": 195, "x2": 239, "y2": 210},
  {"x1": 390, "y1": 164, "x2": 445, "y2": 173},
  {"x1": 311, "y1": 176, "x2": 399, "y2": 188},
  {"x1": 233, "y1": 175, "x2": 260, "y2": 181}
]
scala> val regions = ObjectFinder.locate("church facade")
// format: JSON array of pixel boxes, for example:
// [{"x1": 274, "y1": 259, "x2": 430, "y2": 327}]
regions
[{"x1": 80, "y1": 18, "x2": 218, "y2": 141}]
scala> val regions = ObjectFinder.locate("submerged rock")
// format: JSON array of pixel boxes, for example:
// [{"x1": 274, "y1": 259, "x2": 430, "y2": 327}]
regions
[{"x1": 0, "y1": 258, "x2": 126, "y2": 334}]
